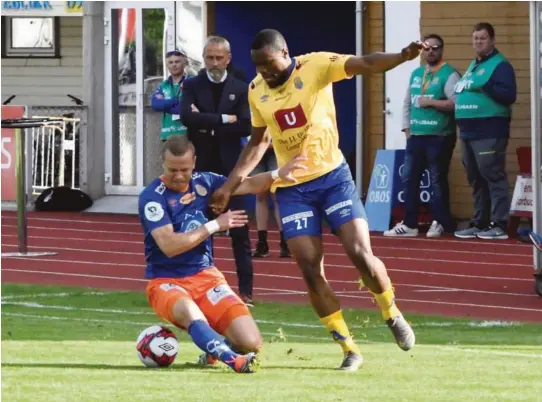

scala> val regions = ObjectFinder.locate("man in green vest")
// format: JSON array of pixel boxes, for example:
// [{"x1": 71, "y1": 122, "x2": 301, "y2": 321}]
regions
[
  {"x1": 151, "y1": 50, "x2": 188, "y2": 141},
  {"x1": 385, "y1": 34, "x2": 460, "y2": 238},
  {"x1": 454, "y1": 22, "x2": 517, "y2": 240}
]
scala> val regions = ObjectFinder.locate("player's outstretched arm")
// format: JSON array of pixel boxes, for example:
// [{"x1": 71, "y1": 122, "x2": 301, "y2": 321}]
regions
[
  {"x1": 227, "y1": 126, "x2": 271, "y2": 190},
  {"x1": 150, "y1": 210, "x2": 249, "y2": 258},
  {"x1": 344, "y1": 41, "x2": 428, "y2": 76},
  {"x1": 209, "y1": 126, "x2": 271, "y2": 213},
  {"x1": 233, "y1": 155, "x2": 309, "y2": 196}
]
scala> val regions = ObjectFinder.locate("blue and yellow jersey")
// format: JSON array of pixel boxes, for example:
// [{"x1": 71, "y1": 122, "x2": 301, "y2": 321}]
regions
[
  {"x1": 138, "y1": 172, "x2": 226, "y2": 279},
  {"x1": 248, "y1": 52, "x2": 354, "y2": 191}
]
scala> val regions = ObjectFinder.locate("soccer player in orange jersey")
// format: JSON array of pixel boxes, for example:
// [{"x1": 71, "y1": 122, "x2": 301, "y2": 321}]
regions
[
  {"x1": 139, "y1": 135, "x2": 305, "y2": 373},
  {"x1": 210, "y1": 29, "x2": 426, "y2": 371}
]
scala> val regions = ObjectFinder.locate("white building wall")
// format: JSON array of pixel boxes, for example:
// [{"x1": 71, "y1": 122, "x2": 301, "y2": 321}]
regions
[{"x1": 1, "y1": 17, "x2": 83, "y2": 106}]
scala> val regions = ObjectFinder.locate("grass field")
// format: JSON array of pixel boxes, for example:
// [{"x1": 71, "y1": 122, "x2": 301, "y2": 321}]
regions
[{"x1": 2, "y1": 283, "x2": 542, "y2": 402}]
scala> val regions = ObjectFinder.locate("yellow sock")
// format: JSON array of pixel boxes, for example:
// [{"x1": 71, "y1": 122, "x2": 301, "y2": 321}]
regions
[
  {"x1": 320, "y1": 310, "x2": 360, "y2": 355},
  {"x1": 372, "y1": 286, "x2": 401, "y2": 320}
]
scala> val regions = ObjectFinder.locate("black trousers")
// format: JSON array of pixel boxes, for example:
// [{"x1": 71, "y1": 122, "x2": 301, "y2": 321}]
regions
[
  {"x1": 461, "y1": 137, "x2": 509, "y2": 229},
  {"x1": 194, "y1": 148, "x2": 254, "y2": 297},
  {"x1": 226, "y1": 195, "x2": 254, "y2": 296}
]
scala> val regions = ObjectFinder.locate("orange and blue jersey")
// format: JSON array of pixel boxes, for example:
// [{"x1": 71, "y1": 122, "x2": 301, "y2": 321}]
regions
[{"x1": 138, "y1": 172, "x2": 226, "y2": 279}]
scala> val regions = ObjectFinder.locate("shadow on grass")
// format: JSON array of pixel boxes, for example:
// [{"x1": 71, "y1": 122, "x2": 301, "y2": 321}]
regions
[
  {"x1": 2, "y1": 362, "x2": 330, "y2": 372},
  {"x1": 1, "y1": 362, "x2": 202, "y2": 371}
]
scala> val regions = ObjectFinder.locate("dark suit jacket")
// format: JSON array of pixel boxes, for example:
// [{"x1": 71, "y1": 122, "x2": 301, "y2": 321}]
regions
[{"x1": 180, "y1": 69, "x2": 251, "y2": 174}]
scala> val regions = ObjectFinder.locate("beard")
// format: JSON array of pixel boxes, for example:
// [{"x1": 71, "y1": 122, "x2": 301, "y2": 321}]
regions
[
  {"x1": 267, "y1": 70, "x2": 290, "y2": 88},
  {"x1": 208, "y1": 68, "x2": 226, "y2": 82}
]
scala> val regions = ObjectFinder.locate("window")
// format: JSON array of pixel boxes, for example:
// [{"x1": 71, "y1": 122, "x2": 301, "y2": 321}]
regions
[{"x1": 2, "y1": 16, "x2": 60, "y2": 58}]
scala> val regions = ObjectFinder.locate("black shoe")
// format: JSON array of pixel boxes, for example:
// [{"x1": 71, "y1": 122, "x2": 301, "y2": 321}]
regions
[
  {"x1": 240, "y1": 294, "x2": 255, "y2": 308},
  {"x1": 252, "y1": 242, "x2": 269, "y2": 258},
  {"x1": 279, "y1": 243, "x2": 291, "y2": 258}
]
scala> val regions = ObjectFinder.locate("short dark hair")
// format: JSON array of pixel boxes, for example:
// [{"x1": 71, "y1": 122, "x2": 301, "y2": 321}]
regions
[
  {"x1": 473, "y1": 22, "x2": 495, "y2": 39},
  {"x1": 161, "y1": 135, "x2": 195, "y2": 159},
  {"x1": 422, "y1": 33, "x2": 444, "y2": 47},
  {"x1": 251, "y1": 29, "x2": 287, "y2": 52}
]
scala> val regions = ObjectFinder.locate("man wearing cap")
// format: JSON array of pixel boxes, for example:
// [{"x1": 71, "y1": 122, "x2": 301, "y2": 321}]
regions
[{"x1": 151, "y1": 50, "x2": 188, "y2": 141}]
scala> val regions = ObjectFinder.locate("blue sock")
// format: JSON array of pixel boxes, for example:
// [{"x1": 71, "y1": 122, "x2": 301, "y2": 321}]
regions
[
  {"x1": 188, "y1": 320, "x2": 238, "y2": 369},
  {"x1": 225, "y1": 339, "x2": 242, "y2": 354}
]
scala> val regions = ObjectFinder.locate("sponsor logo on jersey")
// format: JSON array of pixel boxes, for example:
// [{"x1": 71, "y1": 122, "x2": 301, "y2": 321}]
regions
[
  {"x1": 185, "y1": 220, "x2": 202, "y2": 232},
  {"x1": 180, "y1": 192, "x2": 196, "y2": 205},
  {"x1": 274, "y1": 104, "x2": 308, "y2": 132},
  {"x1": 195, "y1": 184, "x2": 208, "y2": 197},
  {"x1": 144, "y1": 201, "x2": 165, "y2": 222},
  {"x1": 206, "y1": 284, "x2": 236, "y2": 306},
  {"x1": 155, "y1": 182, "x2": 166, "y2": 195}
]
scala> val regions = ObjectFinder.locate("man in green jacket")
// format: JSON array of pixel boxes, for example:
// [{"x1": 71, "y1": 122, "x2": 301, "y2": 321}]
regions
[
  {"x1": 385, "y1": 34, "x2": 460, "y2": 238},
  {"x1": 151, "y1": 50, "x2": 188, "y2": 141},
  {"x1": 453, "y1": 22, "x2": 517, "y2": 240}
]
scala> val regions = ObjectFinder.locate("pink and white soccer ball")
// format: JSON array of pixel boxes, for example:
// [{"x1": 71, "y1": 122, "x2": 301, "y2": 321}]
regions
[{"x1": 136, "y1": 325, "x2": 179, "y2": 368}]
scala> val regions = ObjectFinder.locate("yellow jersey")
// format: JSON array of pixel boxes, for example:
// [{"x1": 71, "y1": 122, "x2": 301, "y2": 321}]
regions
[{"x1": 248, "y1": 52, "x2": 354, "y2": 192}]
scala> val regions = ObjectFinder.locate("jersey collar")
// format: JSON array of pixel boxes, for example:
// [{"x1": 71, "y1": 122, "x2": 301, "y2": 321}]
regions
[
  {"x1": 159, "y1": 174, "x2": 190, "y2": 193},
  {"x1": 285, "y1": 57, "x2": 296, "y2": 81},
  {"x1": 270, "y1": 57, "x2": 296, "y2": 90}
]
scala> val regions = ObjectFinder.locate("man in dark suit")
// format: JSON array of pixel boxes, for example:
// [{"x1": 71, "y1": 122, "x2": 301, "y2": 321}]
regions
[{"x1": 180, "y1": 36, "x2": 255, "y2": 307}]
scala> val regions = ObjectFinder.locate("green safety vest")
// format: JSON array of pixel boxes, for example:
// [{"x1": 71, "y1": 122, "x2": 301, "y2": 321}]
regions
[
  {"x1": 454, "y1": 52, "x2": 511, "y2": 120},
  {"x1": 409, "y1": 62, "x2": 457, "y2": 136},
  {"x1": 158, "y1": 77, "x2": 187, "y2": 140}
]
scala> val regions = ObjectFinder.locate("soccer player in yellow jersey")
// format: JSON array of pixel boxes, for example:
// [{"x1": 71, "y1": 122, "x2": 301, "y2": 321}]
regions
[{"x1": 211, "y1": 29, "x2": 425, "y2": 371}]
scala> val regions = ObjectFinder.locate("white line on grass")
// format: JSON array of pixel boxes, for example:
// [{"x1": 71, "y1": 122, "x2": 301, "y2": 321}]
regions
[
  {"x1": 3, "y1": 268, "x2": 541, "y2": 313},
  {"x1": 0, "y1": 300, "x2": 524, "y2": 330},
  {"x1": 2, "y1": 312, "x2": 540, "y2": 359},
  {"x1": 0, "y1": 312, "x2": 332, "y2": 342},
  {"x1": 0, "y1": 291, "x2": 112, "y2": 301}
]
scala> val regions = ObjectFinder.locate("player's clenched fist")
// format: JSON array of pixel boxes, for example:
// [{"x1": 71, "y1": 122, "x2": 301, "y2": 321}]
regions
[
  {"x1": 401, "y1": 41, "x2": 428, "y2": 61},
  {"x1": 209, "y1": 187, "x2": 232, "y2": 215},
  {"x1": 216, "y1": 210, "x2": 248, "y2": 231}
]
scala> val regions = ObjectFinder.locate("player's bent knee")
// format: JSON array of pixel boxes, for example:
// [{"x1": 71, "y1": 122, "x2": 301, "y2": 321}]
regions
[
  {"x1": 232, "y1": 329, "x2": 263, "y2": 353},
  {"x1": 172, "y1": 298, "x2": 207, "y2": 329},
  {"x1": 222, "y1": 312, "x2": 263, "y2": 353},
  {"x1": 242, "y1": 333, "x2": 263, "y2": 353}
]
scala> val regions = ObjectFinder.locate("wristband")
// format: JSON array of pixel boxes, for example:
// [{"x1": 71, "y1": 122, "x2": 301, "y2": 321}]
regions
[
  {"x1": 204, "y1": 220, "x2": 220, "y2": 235},
  {"x1": 270, "y1": 169, "x2": 280, "y2": 180}
]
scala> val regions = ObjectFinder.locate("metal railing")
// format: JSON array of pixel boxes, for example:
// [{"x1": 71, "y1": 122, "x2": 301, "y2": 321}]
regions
[{"x1": 26, "y1": 106, "x2": 87, "y2": 195}]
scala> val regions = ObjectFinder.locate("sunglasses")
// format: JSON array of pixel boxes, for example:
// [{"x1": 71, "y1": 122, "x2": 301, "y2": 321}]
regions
[{"x1": 424, "y1": 44, "x2": 443, "y2": 51}]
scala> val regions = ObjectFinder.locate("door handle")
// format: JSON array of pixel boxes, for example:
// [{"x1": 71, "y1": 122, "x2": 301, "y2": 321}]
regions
[{"x1": 383, "y1": 110, "x2": 391, "y2": 115}]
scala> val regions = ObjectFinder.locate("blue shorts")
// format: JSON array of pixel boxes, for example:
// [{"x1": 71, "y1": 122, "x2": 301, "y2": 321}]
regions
[{"x1": 275, "y1": 161, "x2": 367, "y2": 241}]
